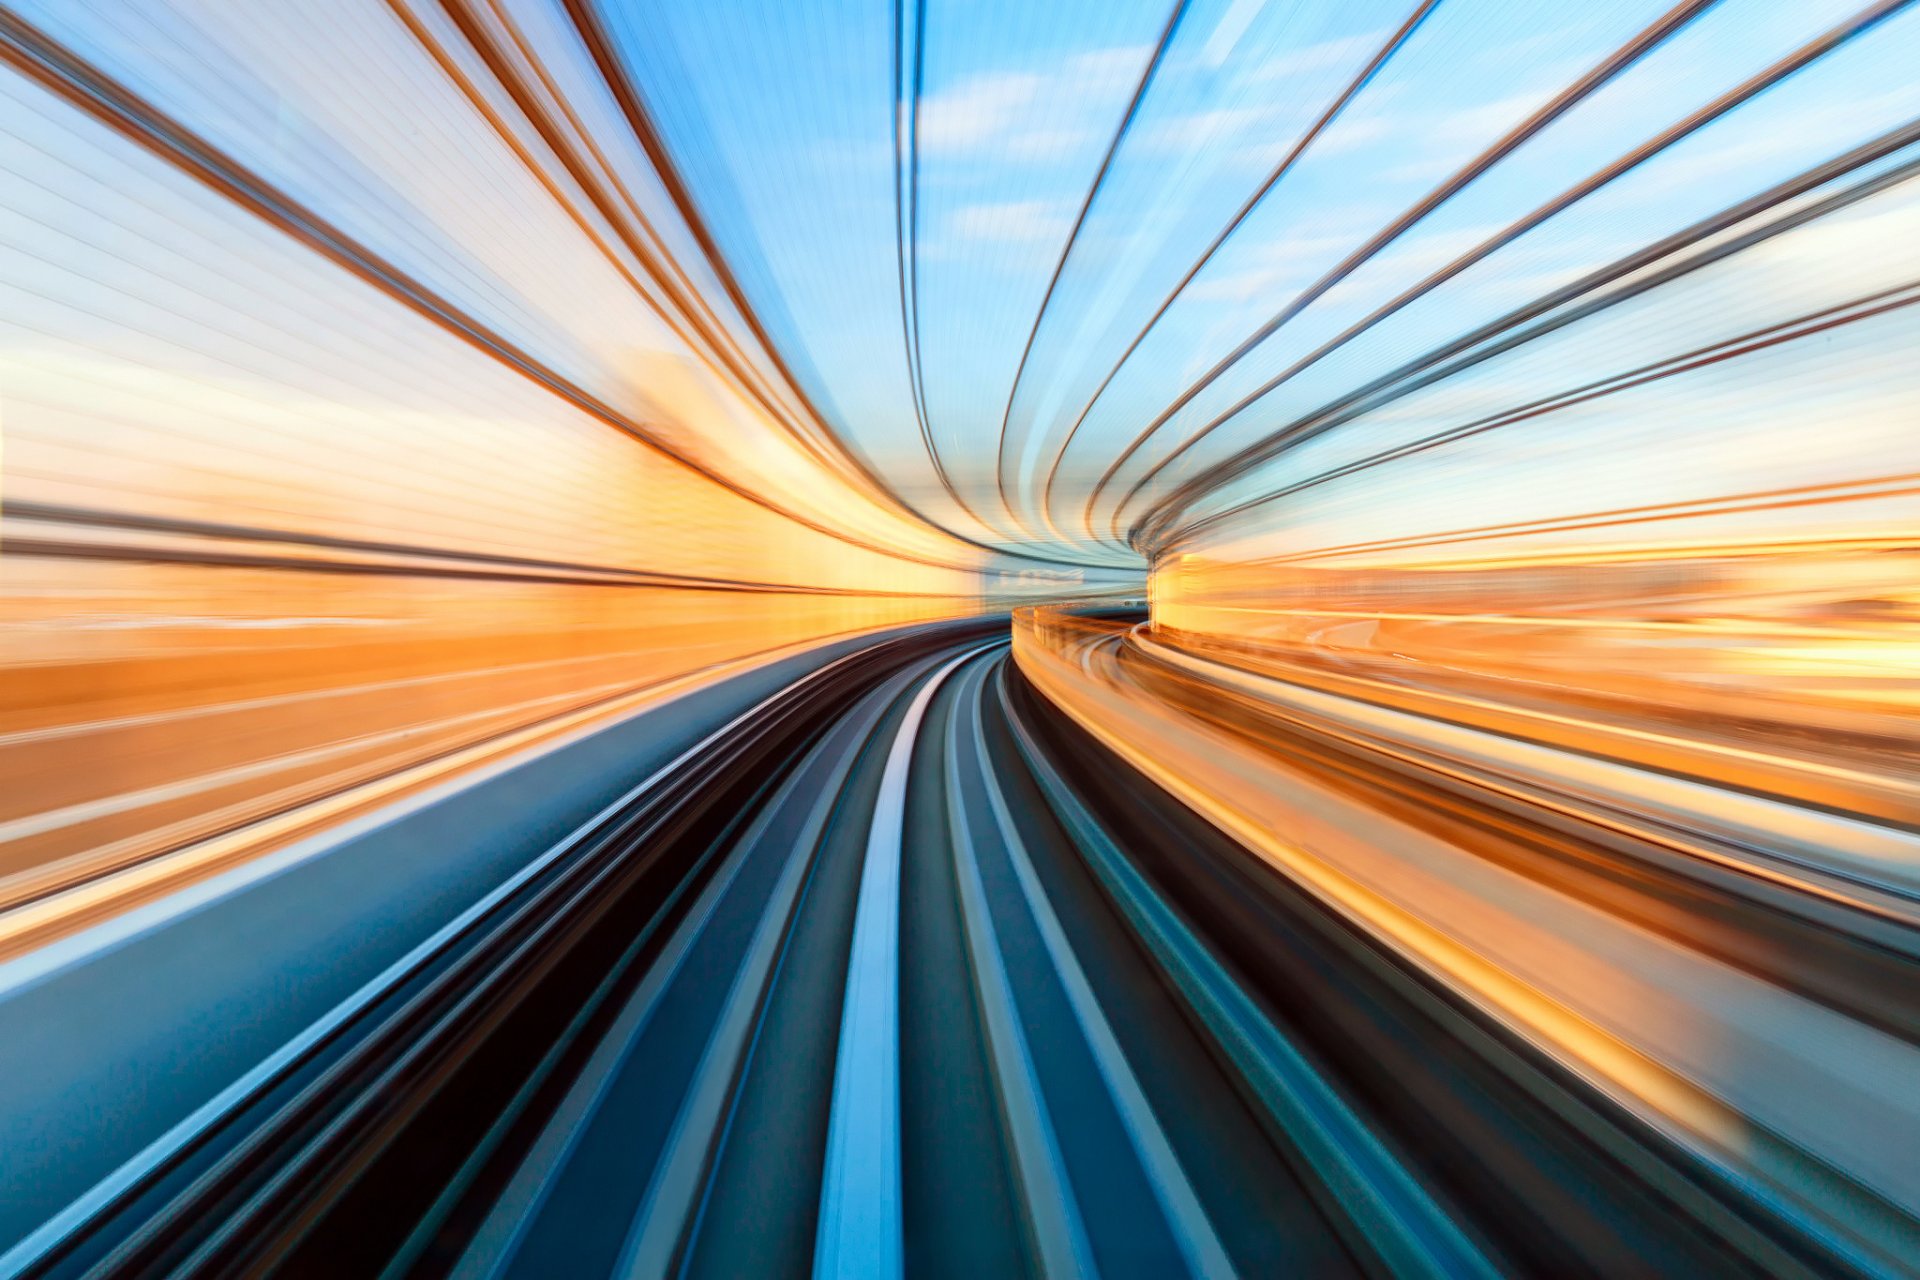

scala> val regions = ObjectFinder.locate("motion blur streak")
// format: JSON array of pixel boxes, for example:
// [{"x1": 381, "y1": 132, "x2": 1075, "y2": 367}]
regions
[{"x1": 1, "y1": 0, "x2": 1917, "y2": 1277}]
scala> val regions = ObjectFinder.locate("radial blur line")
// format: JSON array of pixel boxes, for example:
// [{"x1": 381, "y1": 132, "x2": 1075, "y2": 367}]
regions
[
  {"x1": 963, "y1": 662, "x2": 1235, "y2": 1280},
  {"x1": 1081, "y1": 0, "x2": 1725, "y2": 544},
  {"x1": 994, "y1": 665, "x2": 1496, "y2": 1280},
  {"x1": 1170, "y1": 275, "x2": 1920, "y2": 545},
  {"x1": 990, "y1": 0, "x2": 1189, "y2": 539},
  {"x1": 7, "y1": 0, "x2": 1920, "y2": 1270},
  {"x1": 1115, "y1": 0, "x2": 1920, "y2": 543},
  {"x1": 813, "y1": 645, "x2": 982, "y2": 1280},
  {"x1": 885, "y1": 0, "x2": 1019, "y2": 545},
  {"x1": 1148, "y1": 120, "x2": 1920, "y2": 549},
  {"x1": 941, "y1": 655, "x2": 1095, "y2": 1279},
  {"x1": 1016, "y1": 609, "x2": 1920, "y2": 1277},
  {"x1": 0, "y1": 8, "x2": 985, "y2": 575},
  {"x1": 607, "y1": 678, "x2": 905, "y2": 1279},
  {"x1": 892, "y1": 0, "x2": 949, "y2": 527},
  {"x1": 0, "y1": 630, "x2": 922, "y2": 1277},
  {"x1": 1036, "y1": 0, "x2": 1441, "y2": 543},
  {"x1": 556, "y1": 0, "x2": 1049, "y2": 564},
  {"x1": 1135, "y1": 633, "x2": 1920, "y2": 904}
]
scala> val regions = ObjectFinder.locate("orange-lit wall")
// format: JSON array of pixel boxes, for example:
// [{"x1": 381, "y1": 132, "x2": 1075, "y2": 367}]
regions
[
  {"x1": 0, "y1": 2, "x2": 988, "y2": 906},
  {"x1": 1147, "y1": 158, "x2": 1920, "y2": 746}
]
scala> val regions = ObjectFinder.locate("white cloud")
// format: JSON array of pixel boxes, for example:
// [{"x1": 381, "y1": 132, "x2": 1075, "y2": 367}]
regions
[
  {"x1": 918, "y1": 71, "x2": 1046, "y2": 154},
  {"x1": 1304, "y1": 105, "x2": 1396, "y2": 156},
  {"x1": 1186, "y1": 233, "x2": 1352, "y2": 302},
  {"x1": 947, "y1": 199, "x2": 1072, "y2": 243},
  {"x1": 1248, "y1": 29, "x2": 1393, "y2": 84},
  {"x1": 1425, "y1": 89, "x2": 1551, "y2": 152},
  {"x1": 1142, "y1": 102, "x2": 1286, "y2": 153},
  {"x1": 1066, "y1": 45, "x2": 1151, "y2": 84},
  {"x1": 916, "y1": 47, "x2": 1148, "y2": 161}
]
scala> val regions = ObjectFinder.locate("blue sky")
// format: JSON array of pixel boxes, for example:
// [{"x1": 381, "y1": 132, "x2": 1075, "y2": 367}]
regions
[{"x1": 599, "y1": 0, "x2": 1920, "y2": 564}]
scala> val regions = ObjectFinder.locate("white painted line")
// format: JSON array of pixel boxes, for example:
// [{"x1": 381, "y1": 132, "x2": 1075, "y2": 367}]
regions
[
  {"x1": 944, "y1": 658, "x2": 1095, "y2": 1278},
  {"x1": 0, "y1": 644, "x2": 879, "y2": 1280},
  {"x1": 612, "y1": 691, "x2": 891, "y2": 1279},
  {"x1": 813, "y1": 646, "x2": 981, "y2": 1280},
  {"x1": 995, "y1": 669, "x2": 1496, "y2": 1280},
  {"x1": 970, "y1": 671, "x2": 1236, "y2": 1280}
]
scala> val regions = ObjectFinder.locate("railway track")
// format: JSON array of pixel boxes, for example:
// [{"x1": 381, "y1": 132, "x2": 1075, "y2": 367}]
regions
[{"x1": 3, "y1": 620, "x2": 1909, "y2": 1278}]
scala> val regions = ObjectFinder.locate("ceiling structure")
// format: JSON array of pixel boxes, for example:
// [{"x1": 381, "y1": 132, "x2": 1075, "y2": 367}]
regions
[{"x1": 596, "y1": 0, "x2": 1920, "y2": 571}]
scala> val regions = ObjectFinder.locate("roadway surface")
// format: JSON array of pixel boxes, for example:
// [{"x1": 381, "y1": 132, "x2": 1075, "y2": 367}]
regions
[{"x1": 1, "y1": 618, "x2": 1912, "y2": 1278}]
